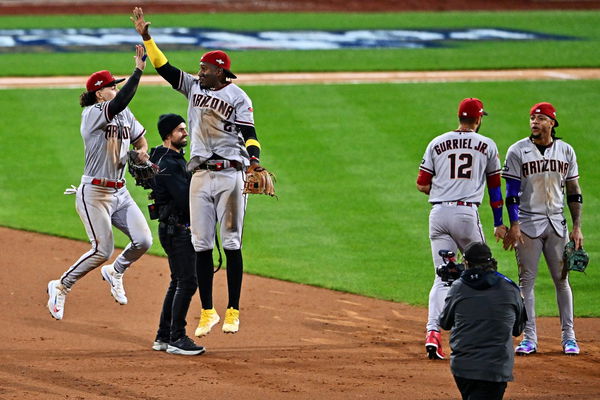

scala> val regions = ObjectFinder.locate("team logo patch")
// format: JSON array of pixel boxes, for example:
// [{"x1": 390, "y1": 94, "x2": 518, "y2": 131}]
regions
[
  {"x1": 216, "y1": 58, "x2": 225, "y2": 65},
  {"x1": 94, "y1": 80, "x2": 104, "y2": 86}
]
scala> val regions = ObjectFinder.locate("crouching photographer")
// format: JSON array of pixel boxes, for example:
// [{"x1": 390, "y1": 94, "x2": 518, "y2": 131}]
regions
[{"x1": 439, "y1": 242, "x2": 526, "y2": 400}]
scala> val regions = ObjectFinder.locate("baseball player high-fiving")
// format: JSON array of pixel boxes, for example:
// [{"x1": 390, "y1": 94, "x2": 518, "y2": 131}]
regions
[
  {"x1": 47, "y1": 45, "x2": 153, "y2": 320},
  {"x1": 132, "y1": 7, "x2": 267, "y2": 338},
  {"x1": 502, "y1": 102, "x2": 584, "y2": 356},
  {"x1": 417, "y1": 98, "x2": 506, "y2": 360}
]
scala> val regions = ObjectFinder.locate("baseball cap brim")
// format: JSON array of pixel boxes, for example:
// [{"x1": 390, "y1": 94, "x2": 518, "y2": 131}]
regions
[
  {"x1": 224, "y1": 69, "x2": 237, "y2": 79},
  {"x1": 111, "y1": 78, "x2": 126, "y2": 86},
  {"x1": 92, "y1": 77, "x2": 125, "y2": 92}
]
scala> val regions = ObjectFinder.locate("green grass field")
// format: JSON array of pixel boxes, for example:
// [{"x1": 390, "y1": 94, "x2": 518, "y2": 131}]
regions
[
  {"x1": 1, "y1": 80, "x2": 598, "y2": 316},
  {"x1": 1, "y1": 11, "x2": 600, "y2": 76}
]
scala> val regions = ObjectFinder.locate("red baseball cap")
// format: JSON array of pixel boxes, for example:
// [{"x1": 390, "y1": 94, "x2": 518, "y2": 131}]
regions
[
  {"x1": 458, "y1": 98, "x2": 488, "y2": 118},
  {"x1": 200, "y1": 50, "x2": 237, "y2": 79},
  {"x1": 530, "y1": 102, "x2": 559, "y2": 127},
  {"x1": 86, "y1": 70, "x2": 125, "y2": 92}
]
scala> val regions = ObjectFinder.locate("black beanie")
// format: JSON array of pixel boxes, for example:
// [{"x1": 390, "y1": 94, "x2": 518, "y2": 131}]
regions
[
  {"x1": 157, "y1": 114, "x2": 185, "y2": 140},
  {"x1": 464, "y1": 242, "x2": 492, "y2": 264}
]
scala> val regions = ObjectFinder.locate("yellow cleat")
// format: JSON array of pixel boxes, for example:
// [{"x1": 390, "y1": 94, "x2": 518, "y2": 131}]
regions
[
  {"x1": 194, "y1": 308, "x2": 220, "y2": 337},
  {"x1": 222, "y1": 307, "x2": 240, "y2": 334}
]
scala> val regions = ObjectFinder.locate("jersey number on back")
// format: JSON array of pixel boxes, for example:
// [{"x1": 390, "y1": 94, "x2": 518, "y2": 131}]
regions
[{"x1": 448, "y1": 153, "x2": 473, "y2": 179}]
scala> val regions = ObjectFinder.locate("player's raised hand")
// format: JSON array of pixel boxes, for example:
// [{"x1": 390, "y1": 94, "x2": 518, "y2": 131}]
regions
[
  {"x1": 503, "y1": 224, "x2": 524, "y2": 251},
  {"x1": 131, "y1": 7, "x2": 151, "y2": 40},
  {"x1": 134, "y1": 44, "x2": 146, "y2": 71}
]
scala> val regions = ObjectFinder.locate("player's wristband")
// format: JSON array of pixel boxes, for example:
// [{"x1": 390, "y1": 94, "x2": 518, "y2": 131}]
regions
[
  {"x1": 245, "y1": 139, "x2": 261, "y2": 149},
  {"x1": 143, "y1": 39, "x2": 168, "y2": 68},
  {"x1": 567, "y1": 194, "x2": 583, "y2": 204}
]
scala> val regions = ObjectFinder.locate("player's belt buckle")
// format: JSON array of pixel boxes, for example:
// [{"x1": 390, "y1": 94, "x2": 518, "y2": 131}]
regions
[
  {"x1": 455, "y1": 201, "x2": 478, "y2": 207},
  {"x1": 206, "y1": 160, "x2": 230, "y2": 171}
]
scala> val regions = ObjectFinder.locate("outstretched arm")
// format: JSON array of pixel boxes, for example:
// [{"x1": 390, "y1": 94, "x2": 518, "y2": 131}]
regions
[
  {"x1": 131, "y1": 7, "x2": 181, "y2": 87},
  {"x1": 107, "y1": 44, "x2": 146, "y2": 120}
]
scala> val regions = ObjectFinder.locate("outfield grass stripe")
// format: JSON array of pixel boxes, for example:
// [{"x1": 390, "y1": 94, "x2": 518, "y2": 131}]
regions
[{"x1": 2, "y1": 68, "x2": 600, "y2": 90}]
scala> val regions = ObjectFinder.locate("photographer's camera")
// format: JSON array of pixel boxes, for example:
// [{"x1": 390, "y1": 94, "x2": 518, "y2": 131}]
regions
[{"x1": 436, "y1": 250, "x2": 465, "y2": 286}]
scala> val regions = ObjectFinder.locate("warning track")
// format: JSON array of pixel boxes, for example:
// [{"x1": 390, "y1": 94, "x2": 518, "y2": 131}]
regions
[{"x1": 1, "y1": 68, "x2": 600, "y2": 89}]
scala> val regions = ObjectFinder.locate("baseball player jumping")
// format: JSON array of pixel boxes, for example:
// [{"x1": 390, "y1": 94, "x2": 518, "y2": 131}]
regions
[
  {"x1": 132, "y1": 7, "x2": 266, "y2": 336},
  {"x1": 47, "y1": 45, "x2": 153, "y2": 320},
  {"x1": 417, "y1": 98, "x2": 506, "y2": 360},
  {"x1": 502, "y1": 102, "x2": 584, "y2": 356}
]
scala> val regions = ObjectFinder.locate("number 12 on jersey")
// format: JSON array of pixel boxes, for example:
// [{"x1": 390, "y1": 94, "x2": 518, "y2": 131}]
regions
[{"x1": 448, "y1": 153, "x2": 473, "y2": 179}]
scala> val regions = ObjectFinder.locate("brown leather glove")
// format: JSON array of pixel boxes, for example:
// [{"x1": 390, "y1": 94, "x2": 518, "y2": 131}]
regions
[{"x1": 243, "y1": 164, "x2": 276, "y2": 197}]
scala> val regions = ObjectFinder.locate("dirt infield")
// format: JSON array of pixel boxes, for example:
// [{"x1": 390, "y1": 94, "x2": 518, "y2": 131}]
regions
[{"x1": 1, "y1": 226, "x2": 599, "y2": 399}]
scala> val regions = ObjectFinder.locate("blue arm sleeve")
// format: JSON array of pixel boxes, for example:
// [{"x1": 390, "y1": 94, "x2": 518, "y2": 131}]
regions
[
  {"x1": 488, "y1": 185, "x2": 503, "y2": 227},
  {"x1": 506, "y1": 178, "x2": 521, "y2": 222}
]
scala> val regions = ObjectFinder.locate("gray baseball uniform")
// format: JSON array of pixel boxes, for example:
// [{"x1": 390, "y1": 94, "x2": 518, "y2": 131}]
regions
[
  {"x1": 175, "y1": 72, "x2": 253, "y2": 252},
  {"x1": 502, "y1": 137, "x2": 579, "y2": 344},
  {"x1": 60, "y1": 101, "x2": 152, "y2": 288},
  {"x1": 420, "y1": 130, "x2": 501, "y2": 332}
]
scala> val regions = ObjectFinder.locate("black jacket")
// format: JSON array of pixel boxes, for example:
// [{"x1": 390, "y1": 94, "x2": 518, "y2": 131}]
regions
[
  {"x1": 149, "y1": 146, "x2": 191, "y2": 225},
  {"x1": 439, "y1": 268, "x2": 526, "y2": 382}
]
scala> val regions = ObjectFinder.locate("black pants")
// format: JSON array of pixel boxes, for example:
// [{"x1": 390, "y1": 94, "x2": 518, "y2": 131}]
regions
[
  {"x1": 454, "y1": 376, "x2": 507, "y2": 400},
  {"x1": 156, "y1": 223, "x2": 197, "y2": 342}
]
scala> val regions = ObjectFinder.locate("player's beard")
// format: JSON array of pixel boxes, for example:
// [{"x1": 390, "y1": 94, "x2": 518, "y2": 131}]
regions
[{"x1": 530, "y1": 133, "x2": 542, "y2": 139}]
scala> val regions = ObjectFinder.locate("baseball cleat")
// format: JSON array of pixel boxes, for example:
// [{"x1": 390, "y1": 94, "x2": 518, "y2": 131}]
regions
[
  {"x1": 152, "y1": 339, "x2": 169, "y2": 352},
  {"x1": 47, "y1": 280, "x2": 69, "y2": 320},
  {"x1": 425, "y1": 330, "x2": 445, "y2": 360},
  {"x1": 222, "y1": 307, "x2": 240, "y2": 334},
  {"x1": 563, "y1": 340, "x2": 580, "y2": 355},
  {"x1": 101, "y1": 264, "x2": 127, "y2": 305},
  {"x1": 515, "y1": 339, "x2": 537, "y2": 355},
  {"x1": 166, "y1": 336, "x2": 206, "y2": 356},
  {"x1": 195, "y1": 308, "x2": 220, "y2": 337}
]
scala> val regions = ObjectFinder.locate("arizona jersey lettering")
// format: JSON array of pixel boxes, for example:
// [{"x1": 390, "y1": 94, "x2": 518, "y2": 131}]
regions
[
  {"x1": 177, "y1": 72, "x2": 254, "y2": 165},
  {"x1": 81, "y1": 101, "x2": 145, "y2": 180}
]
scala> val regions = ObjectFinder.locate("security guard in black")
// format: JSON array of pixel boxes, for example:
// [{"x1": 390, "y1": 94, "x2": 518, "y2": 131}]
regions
[{"x1": 150, "y1": 114, "x2": 204, "y2": 355}]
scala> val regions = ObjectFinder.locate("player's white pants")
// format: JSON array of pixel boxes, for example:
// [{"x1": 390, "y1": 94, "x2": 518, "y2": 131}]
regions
[
  {"x1": 515, "y1": 224, "x2": 574, "y2": 345},
  {"x1": 427, "y1": 203, "x2": 485, "y2": 332},
  {"x1": 60, "y1": 183, "x2": 152, "y2": 288},
  {"x1": 189, "y1": 168, "x2": 247, "y2": 252}
]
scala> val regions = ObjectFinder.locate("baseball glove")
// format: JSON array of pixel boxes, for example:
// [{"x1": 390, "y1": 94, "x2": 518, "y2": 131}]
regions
[
  {"x1": 127, "y1": 150, "x2": 160, "y2": 189},
  {"x1": 243, "y1": 164, "x2": 276, "y2": 197},
  {"x1": 561, "y1": 240, "x2": 589, "y2": 279}
]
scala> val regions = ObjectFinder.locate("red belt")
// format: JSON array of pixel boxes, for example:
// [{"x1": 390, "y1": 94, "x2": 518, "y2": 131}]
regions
[
  {"x1": 432, "y1": 201, "x2": 480, "y2": 207},
  {"x1": 91, "y1": 178, "x2": 125, "y2": 189}
]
